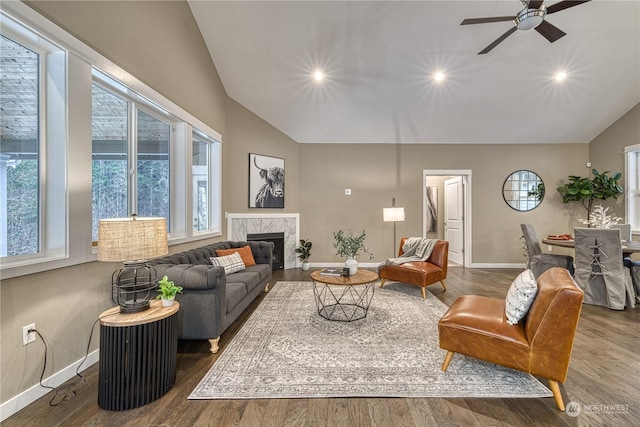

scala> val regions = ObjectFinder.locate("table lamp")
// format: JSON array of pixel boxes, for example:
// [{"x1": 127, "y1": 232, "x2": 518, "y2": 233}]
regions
[
  {"x1": 98, "y1": 215, "x2": 168, "y2": 313},
  {"x1": 383, "y1": 198, "x2": 405, "y2": 256}
]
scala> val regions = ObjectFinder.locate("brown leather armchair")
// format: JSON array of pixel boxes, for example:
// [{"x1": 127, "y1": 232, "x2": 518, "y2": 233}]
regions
[
  {"x1": 438, "y1": 267, "x2": 584, "y2": 411},
  {"x1": 379, "y1": 237, "x2": 448, "y2": 299}
]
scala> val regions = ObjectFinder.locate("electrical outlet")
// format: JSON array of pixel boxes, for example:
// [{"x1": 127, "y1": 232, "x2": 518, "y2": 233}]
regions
[
  {"x1": 547, "y1": 245, "x2": 553, "y2": 252},
  {"x1": 22, "y1": 323, "x2": 36, "y2": 346},
  {"x1": 345, "y1": 189, "x2": 351, "y2": 196}
]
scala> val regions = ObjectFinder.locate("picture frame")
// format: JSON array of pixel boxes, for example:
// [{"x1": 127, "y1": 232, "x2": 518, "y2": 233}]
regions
[{"x1": 248, "y1": 153, "x2": 285, "y2": 208}]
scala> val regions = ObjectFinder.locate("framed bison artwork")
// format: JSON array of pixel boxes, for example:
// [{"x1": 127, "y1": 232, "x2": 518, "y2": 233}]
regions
[{"x1": 249, "y1": 153, "x2": 285, "y2": 208}]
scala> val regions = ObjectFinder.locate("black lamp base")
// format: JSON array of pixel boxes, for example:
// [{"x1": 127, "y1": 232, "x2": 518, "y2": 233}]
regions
[{"x1": 112, "y1": 260, "x2": 157, "y2": 313}]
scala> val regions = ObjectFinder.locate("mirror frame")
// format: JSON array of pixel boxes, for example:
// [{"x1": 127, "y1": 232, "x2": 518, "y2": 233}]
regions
[{"x1": 502, "y1": 170, "x2": 544, "y2": 212}]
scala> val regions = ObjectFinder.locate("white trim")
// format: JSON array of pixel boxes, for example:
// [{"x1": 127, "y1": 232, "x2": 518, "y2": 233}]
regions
[
  {"x1": 468, "y1": 262, "x2": 526, "y2": 269},
  {"x1": 0, "y1": 349, "x2": 99, "y2": 422},
  {"x1": 423, "y1": 170, "x2": 473, "y2": 267},
  {"x1": 308, "y1": 262, "x2": 525, "y2": 270}
]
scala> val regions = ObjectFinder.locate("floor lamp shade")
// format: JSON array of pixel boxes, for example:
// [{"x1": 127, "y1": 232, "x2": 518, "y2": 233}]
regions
[
  {"x1": 383, "y1": 207, "x2": 406, "y2": 222},
  {"x1": 98, "y1": 216, "x2": 169, "y2": 313}
]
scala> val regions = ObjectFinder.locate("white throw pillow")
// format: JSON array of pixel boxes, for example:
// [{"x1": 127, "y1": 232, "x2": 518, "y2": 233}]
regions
[
  {"x1": 210, "y1": 252, "x2": 245, "y2": 274},
  {"x1": 505, "y1": 269, "x2": 538, "y2": 325}
]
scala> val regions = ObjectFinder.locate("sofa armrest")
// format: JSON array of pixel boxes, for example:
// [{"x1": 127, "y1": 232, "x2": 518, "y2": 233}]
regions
[
  {"x1": 152, "y1": 263, "x2": 225, "y2": 290},
  {"x1": 246, "y1": 240, "x2": 274, "y2": 266}
]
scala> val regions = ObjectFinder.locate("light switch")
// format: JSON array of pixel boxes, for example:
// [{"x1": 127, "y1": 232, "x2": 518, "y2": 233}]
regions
[{"x1": 345, "y1": 189, "x2": 352, "y2": 196}]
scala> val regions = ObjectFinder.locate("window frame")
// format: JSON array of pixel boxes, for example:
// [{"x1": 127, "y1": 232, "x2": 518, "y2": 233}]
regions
[{"x1": 625, "y1": 144, "x2": 640, "y2": 233}]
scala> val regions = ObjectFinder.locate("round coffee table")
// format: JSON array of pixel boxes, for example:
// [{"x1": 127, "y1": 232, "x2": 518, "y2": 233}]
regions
[{"x1": 310, "y1": 269, "x2": 379, "y2": 322}]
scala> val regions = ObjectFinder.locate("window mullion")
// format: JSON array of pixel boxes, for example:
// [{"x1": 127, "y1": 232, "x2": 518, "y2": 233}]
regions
[{"x1": 129, "y1": 102, "x2": 137, "y2": 216}]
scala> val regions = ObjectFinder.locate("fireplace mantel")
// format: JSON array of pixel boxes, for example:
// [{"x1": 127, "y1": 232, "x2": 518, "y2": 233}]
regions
[{"x1": 226, "y1": 213, "x2": 300, "y2": 269}]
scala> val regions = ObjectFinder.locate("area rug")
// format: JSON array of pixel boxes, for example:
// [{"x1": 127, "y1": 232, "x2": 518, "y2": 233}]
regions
[{"x1": 189, "y1": 281, "x2": 552, "y2": 399}]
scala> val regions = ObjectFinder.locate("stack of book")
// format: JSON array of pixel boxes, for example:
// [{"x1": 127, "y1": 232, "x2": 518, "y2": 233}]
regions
[{"x1": 319, "y1": 268, "x2": 343, "y2": 277}]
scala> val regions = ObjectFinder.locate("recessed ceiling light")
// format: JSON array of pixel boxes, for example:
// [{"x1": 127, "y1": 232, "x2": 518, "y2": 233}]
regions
[
  {"x1": 554, "y1": 71, "x2": 567, "y2": 82},
  {"x1": 313, "y1": 70, "x2": 325, "y2": 82},
  {"x1": 434, "y1": 71, "x2": 445, "y2": 82}
]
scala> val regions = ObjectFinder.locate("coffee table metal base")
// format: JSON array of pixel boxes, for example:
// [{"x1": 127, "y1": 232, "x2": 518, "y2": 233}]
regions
[{"x1": 312, "y1": 280, "x2": 375, "y2": 322}]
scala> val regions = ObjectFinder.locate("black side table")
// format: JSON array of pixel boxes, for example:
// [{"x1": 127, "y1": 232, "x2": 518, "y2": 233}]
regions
[{"x1": 98, "y1": 300, "x2": 179, "y2": 410}]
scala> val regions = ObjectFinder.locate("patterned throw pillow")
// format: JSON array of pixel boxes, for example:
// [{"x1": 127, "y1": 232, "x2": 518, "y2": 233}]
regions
[
  {"x1": 215, "y1": 245, "x2": 256, "y2": 266},
  {"x1": 211, "y1": 252, "x2": 246, "y2": 274},
  {"x1": 505, "y1": 269, "x2": 538, "y2": 325}
]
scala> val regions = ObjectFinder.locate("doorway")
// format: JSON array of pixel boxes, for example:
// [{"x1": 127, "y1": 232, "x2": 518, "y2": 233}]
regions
[{"x1": 423, "y1": 170, "x2": 472, "y2": 267}]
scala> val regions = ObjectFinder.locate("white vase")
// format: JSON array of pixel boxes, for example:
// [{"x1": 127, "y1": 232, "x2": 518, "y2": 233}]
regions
[
  {"x1": 345, "y1": 257, "x2": 358, "y2": 275},
  {"x1": 162, "y1": 297, "x2": 175, "y2": 307},
  {"x1": 302, "y1": 262, "x2": 310, "y2": 271}
]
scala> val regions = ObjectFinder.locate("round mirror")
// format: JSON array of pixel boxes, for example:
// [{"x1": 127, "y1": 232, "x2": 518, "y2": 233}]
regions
[{"x1": 502, "y1": 170, "x2": 544, "y2": 212}]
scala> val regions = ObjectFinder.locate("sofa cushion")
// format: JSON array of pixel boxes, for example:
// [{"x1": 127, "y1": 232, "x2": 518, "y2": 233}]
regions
[
  {"x1": 505, "y1": 269, "x2": 538, "y2": 325},
  {"x1": 228, "y1": 270, "x2": 262, "y2": 293},
  {"x1": 216, "y1": 245, "x2": 256, "y2": 266},
  {"x1": 226, "y1": 282, "x2": 248, "y2": 314},
  {"x1": 210, "y1": 252, "x2": 245, "y2": 274}
]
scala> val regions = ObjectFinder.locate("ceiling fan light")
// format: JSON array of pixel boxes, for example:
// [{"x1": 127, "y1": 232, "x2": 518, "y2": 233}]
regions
[{"x1": 515, "y1": 8, "x2": 546, "y2": 30}]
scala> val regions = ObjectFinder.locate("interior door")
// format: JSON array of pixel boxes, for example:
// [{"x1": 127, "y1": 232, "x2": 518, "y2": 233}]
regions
[{"x1": 444, "y1": 177, "x2": 464, "y2": 265}]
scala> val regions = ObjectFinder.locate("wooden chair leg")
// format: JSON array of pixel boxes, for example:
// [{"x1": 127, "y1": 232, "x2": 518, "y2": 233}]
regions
[
  {"x1": 208, "y1": 337, "x2": 220, "y2": 354},
  {"x1": 441, "y1": 351, "x2": 455, "y2": 372},
  {"x1": 440, "y1": 279, "x2": 447, "y2": 290},
  {"x1": 548, "y1": 379, "x2": 565, "y2": 411},
  {"x1": 421, "y1": 287, "x2": 427, "y2": 299},
  {"x1": 379, "y1": 278, "x2": 387, "y2": 288}
]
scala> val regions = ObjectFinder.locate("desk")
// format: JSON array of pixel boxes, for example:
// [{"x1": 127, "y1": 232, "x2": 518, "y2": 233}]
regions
[
  {"x1": 98, "y1": 300, "x2": 179, "y2": 410},
  {"x1": 542, "y1": 238, "x2": 640, "y2": 254}
]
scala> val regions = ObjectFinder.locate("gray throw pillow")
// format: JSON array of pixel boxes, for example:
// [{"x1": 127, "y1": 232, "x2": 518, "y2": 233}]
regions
[{"x1": 505, "y1": 269, "x2": 538, "y2": 325}]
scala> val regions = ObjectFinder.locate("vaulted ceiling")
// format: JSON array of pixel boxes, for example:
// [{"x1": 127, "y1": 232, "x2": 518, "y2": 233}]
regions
[{"x1": 189, "y1": 1, "x2": 640, "y2": 144}]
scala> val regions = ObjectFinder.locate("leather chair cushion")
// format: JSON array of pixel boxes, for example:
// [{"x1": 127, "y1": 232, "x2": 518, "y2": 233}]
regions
[
  {"x1": 438, "y1": 295, "x2": 530, "y2": 372},
  {"x1": 379, "y1": 261, "x2": 444, "y2": 286}
]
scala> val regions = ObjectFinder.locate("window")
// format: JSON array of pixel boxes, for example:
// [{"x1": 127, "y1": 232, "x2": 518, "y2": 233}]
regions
[
  {"x1": 91, "y1": 79, "x2": 172, "y2": 241},
  {"x1": 0, "y1": 35, "x2": 40, "y2": 257},
  {"x1": 625, "y1": 144, "x2": 640, "y2": 232}
]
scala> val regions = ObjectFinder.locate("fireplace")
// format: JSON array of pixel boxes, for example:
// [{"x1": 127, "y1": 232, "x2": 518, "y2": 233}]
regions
[{"x1": 247, "y1": 232, "x2": 285, "y2": 270}]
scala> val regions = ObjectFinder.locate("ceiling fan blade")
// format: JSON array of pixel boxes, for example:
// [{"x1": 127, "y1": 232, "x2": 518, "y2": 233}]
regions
[
  {"x1": 546, "y1": 0, "x2": 591, "y2": 15},
  {"x1": 535, "y1": 20, "x2": 567, "y2": 43},
  {"x1": 461, "y1": 16, "x2": 515, "y2": 25},
  {"x1": 529, "y1": 1, "x2": 544, "y2": 9},
  {"x1": 478, "y1": 26, "x2": 518, "y2": 54}
]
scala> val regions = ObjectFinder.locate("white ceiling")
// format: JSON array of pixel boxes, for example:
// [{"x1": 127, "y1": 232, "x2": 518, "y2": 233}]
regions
[{"x1": 189, "y1": 1, "x2": 640, "y2": 144}]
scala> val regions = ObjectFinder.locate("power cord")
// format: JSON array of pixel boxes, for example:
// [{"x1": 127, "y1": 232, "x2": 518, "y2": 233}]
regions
[{"x1": 31, "y1": 316, "x2": 102, "y2": 406}]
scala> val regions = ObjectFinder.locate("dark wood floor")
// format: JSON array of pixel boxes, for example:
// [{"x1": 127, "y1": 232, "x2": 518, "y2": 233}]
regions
[{"x1": 5, "y1": 267, "x2": 639, "y2": 426}]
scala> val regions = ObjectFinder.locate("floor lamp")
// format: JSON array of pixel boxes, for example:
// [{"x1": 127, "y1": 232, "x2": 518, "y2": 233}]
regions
[
  {"x1": 98, "y1": 215, "x2": 168, "y2": 313},
  {"x1": 383, "y1": 198, "x2": 405, "y2": 256}
]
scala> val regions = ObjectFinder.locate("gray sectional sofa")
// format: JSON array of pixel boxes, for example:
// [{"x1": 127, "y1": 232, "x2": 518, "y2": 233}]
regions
[{"x1": 148, "y1": 240, "x2": 274, "y2": 353}]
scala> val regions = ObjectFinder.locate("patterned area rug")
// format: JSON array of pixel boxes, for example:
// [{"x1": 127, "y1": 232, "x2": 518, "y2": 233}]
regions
[{"x1": 189, "y1": 281, "x2": 552, "y2": 399}]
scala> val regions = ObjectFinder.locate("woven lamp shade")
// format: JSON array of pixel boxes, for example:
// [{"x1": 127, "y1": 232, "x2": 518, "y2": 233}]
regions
[{"x1": 98, "y1": 217, "x2": 168, "y2": 262}]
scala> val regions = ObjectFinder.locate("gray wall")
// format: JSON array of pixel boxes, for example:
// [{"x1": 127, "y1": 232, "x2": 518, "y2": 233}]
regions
[
  {"x1": 298, "y1": 143, "x2": 589, "y2": 264},
  {"x1": 588, "y1": 103, "x2": 640, "y2": 217}
]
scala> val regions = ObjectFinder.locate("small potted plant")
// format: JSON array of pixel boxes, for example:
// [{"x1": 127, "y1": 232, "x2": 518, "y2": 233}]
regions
[
  {"x1": 295, "y1": 239, "x2": 313, "y2": 271},
  {"x1": 333, "y1": 229, "x2": 371, "y2": 275},
  {"x1": 156, "y1": 275, "x2": 183, "y2": 307}
]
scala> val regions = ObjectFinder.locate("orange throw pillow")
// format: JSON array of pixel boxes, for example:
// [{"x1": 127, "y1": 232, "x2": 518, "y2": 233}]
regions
[{"x1": 215, "y1": 245, "x2": 256, "y2": 266}]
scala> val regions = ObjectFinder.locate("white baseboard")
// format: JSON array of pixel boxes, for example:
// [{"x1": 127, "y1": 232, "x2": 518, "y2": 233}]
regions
[
  {"x1": 307, "y1": 262, "x2": 526, "y2": 269},
  {"x1": 0, "y1": 350, "x2": 99, "y2": 422}
]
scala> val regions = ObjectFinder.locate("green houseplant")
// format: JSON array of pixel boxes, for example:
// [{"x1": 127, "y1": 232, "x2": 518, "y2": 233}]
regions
[
  {"x1": 156, "y1": 275, "x2": 183, "y2": 306},
  {"x1": 333, "y1": 229, "x2": 371, "y2": 275},
  {"x1": 295, "y1": 239, "x2": 312, "y2": 271},
  {"x1": 557, "y1": 169, "x2": 623, "y2": 219}
]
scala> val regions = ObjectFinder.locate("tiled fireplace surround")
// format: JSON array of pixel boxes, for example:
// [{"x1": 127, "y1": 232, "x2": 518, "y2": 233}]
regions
[{"x1": 227, "y1": 213, "x2": 300, "y2": 269}]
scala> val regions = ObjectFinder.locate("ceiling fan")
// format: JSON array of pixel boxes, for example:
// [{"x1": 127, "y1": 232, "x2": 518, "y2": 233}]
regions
[{"x1": 461, "y1": 0, "x2": 591, "y2": 54}]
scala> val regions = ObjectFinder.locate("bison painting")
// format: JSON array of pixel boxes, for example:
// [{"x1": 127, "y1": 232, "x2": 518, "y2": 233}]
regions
[{"x1": 249, "y1": 154, "x2": 284, "y2": 208}]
